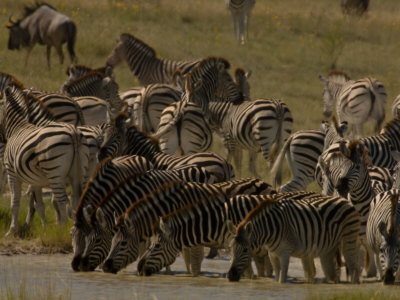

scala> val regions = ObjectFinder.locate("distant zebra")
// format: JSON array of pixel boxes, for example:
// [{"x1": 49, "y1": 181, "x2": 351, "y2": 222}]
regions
[
  {"x1": 79, "y1": 167, "x2": 216, "y2": 272},
  {"x1": 61, "y1": 64, "x2": 108, "y2": 91},
  {"x1": 106, "y1": 33, "x2": 201, "y2": 87},
  {"x1": 226, "y1": 0, "x2": 256, "y2": 44},
  {"x1": 62, "y1": 69, "x2": 124, "y2": 112},
  {"x1": 208, "y1": 98, "x2": 293, "y2": 177},
  {"x1": 102, "y1": 177, "x2": 276, "y2": 274},
  {"x1": 70, "y1": 155, "x2": 154, "y2": 271},
  {"x1": 319, "y1": 74, "x2": 386, "y2": 138},
  {"x1": 2, "y1": 85, "x2": 88, "y2": 236},
  {"x1": 226, "y1": 191, "x2": 361, "y2": 283},
  {"x1": 98, "y1": 113, "x2": 235, "y2": 183},
  {"x1": 271, "y1": 118, "x2": 348, "y2": 192},
  {"x1": 367, "y1": 190, "x2": 400, "y2": 284}
]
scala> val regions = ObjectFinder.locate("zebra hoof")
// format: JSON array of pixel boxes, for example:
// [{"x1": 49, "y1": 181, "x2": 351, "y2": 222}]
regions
[{"x1": 5, "y1": 227, "x2": 18, "y2": 237}]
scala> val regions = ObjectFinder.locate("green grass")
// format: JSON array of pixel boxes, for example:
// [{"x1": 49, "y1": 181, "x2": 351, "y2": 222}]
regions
[{"x1": 0, "y1": 0, "x2": 400, "y2": 250}]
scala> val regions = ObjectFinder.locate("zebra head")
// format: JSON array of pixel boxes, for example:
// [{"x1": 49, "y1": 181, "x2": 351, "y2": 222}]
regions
[
  {"x1": 70, "y1": 222, "x2": 91, "y2": 272},
  {"x1": 105, "y1": 34, "x2": 128, "y2": 69},
  {"x1": 227, "y1": 220, "x2": 253, "y2": 282},
  {"x1": 378, "y1": 220, "x2": 400, "y2": 285},
  {"x1": 79, "y1": 207, "x2": 113, "y2": 272},
  {"x1": 376, "y1": 193, "x2": 400, "y2": 285},
  {"x1": 319, "y1": 75, "x2": 336, "y2": 118},
  {"x1": 102, "y1": 215, "x2": 141, "y2": 274},
  {"x1": 321, "y1": 141, "x2": 368, "y2": 198},
  {"x1": 98, "y1": 112, "x2": 128, "y2": 161},
  {"x1": 137, "y1": 217, "x2": 179, "y2": 276}
]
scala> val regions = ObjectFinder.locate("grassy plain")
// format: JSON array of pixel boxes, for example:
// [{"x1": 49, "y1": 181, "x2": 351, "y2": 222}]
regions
[{"x1": 0, "y1": 0, "x2": 400, "y2": 270}]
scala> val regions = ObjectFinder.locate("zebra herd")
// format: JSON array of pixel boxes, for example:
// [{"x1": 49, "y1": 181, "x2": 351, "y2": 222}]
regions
[{"x1": 2, "y1": 29, "x2": 400, "y2": 286}]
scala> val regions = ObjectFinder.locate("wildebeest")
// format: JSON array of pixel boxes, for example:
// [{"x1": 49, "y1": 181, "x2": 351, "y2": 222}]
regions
[{"x1": 6, "y1": 2, "x2": 77, "y2": 69}]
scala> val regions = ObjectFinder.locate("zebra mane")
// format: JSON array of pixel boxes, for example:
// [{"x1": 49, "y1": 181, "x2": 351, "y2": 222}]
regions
[
  {"x1": 120, "y1": 33, "x2": 156, "y2": 58},
  {"x1": 382, "y1": 118, "x2": 400, "y2": 134},
  {"x1": 115, "y1": 180, "x2": 185, "y2": 229},
  {"x1": 0, "y1": 72, "x2": 24, "y2": 93},
  {"x1": 327, "y1": 70, "x2": 351, "y2": 83},
  {"x1": 63, "y1": 71, "x2": 104, "y2": 96},
  {"x1": 236, "y1": 195, "x2": 277, "y2": 234},
  {"x1": 389, "y1": 193, "x2": 398, "y2": 234},
  {"x1": 23, "y1": 90, "x2": 58, "y2": 121},
  {"x1": 75, "y1": 157, "x2": 114, "y2": 221},
  {"x1": 23, "y1": 2, "x2": 56, "y2": 18}
]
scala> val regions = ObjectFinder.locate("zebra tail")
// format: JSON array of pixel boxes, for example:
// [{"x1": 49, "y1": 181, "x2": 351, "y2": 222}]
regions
[
  {"x1": 154, "y1": 102, "x2": 186, "y2": 138},
  {"x1": 269, "y1": 134, "x2": 293, "y2": 189},
  {"x1": 268, "y1": 101, "x2": 287, "y2": 165}
]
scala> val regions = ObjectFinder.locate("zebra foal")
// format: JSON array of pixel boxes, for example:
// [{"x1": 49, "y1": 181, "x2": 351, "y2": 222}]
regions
[{"x1": 227, "y1": 191, "x2": 361, "y2": 283}]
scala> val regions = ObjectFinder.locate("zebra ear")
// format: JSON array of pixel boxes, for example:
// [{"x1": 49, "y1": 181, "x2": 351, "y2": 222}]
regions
[
  {"x1": 379, "y1": 221, "x2": 388, "y2": 238},
  {"x1": 159, "y1": 217, "x2": 172, "y2": 238},
  {"x1": 96, "y1": 208, "x2": 107, "y2": 229},
  {"x1": 339, "y1": 121, "x2": 348, "y2": 136},
  {"x1": 244, "y1": 222, "x2": 253, "y2": 237},
  {"x1": 113, "y1": 211, "x2": 119, "y2": 225},
  {"x1": 321, "y1": 120, "x2": 329, "y2": 132},
  {"x1": 338, "y1": 141, "x2": 349, "y2": 157},
  {"x1": 226, "y1": 220, "x2": 237, "y2": 235},
  {"x1": 319, "y1": 75, "x2": 327, "y2": 84},
  {"x1": 245, "y1": 70, "x2": 252, "y2": 79},
  {"x1": 83, "y1": 205, "x2": 93, "y2": 224}
]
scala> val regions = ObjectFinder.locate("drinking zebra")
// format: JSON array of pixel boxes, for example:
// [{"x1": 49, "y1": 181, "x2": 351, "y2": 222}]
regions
[
  {"x1": 319, "y1": 74, "x2": 386, "y2": 138},
  {"x1": 79, "y1": 167, "x2": 216, "y2": 272},
  {"x1": 71, "y1": 155, "x2": 154, "y2": 271},
  {"x1": 98, "y1": 113, "x2": 235, "y2": 183},
  {"x1": 227, "y1": 191, "x2": 361, "y2": 283},
  {"x1": 102, "y1": 177, "x2": 275, "y2": 274},
  {"x1": 225, "y1": 0, "x2": 256, "y2": 44}
]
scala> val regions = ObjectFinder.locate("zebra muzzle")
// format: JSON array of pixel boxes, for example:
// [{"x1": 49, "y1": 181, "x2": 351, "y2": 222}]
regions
[
  {"x1": 102, "y1": 259, "x2": 118, "y2": 274},
  {"x1": 383, "y1": 268, "x2": 395, "y2": 285},
  {"x1": 71, "y1": 255, "x2": 82, "y2": 272},
  {"x1": 227, "y1": 266, "x2": 241, "y2": 282}
]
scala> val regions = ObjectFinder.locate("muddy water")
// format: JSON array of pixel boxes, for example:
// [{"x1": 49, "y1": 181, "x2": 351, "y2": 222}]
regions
[{"x1": 0, "y1": 253, "x2": 396, "y2": 300}]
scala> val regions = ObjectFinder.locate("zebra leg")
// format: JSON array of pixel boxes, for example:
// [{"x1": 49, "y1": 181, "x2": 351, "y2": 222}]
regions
[
  {"x1": 341, "y1": 237, "x2": 361, "y2": 284},
  {"x1": 50, "y1": 185, "x2": 69, "y2": 224},
  {"x1": 264, "y1": 253, "x2": 273, "y2": 277},
  {"x1": 25, "y1": 187, "x2": 46, "y2": 228},
  {"x1": 269, "y1": 252, "x2": 281, "y2": 282},
  {"x1": 374, "y1": 252, "x2": 383, "y2": 280},
  {"x1": 190, "y1": 245, "x2": 204, "y2": 277},
  {"x1": 182, "y1": 247, "x2": 191, "y2": 274},
  {"x1": 278, "y1": 252, "x2": 291, "y2": 283},
  {"x1": 6, "y1": 178, "x2": 22, "y2": 236},
  {"x1": 301, "y1": 255, "x2": 316, "y2": 283},
  {"x1": 364, "y1": 244, "x2": 377, "y2": 278},
  {"x1": 248, "y1": 151, "x2": 260, "y2": 178},
  {"x1": 320, "y1": 250, "x2": 338, "y2": 283},
  {"x1": 253, "y1": 255, "x2": 265, "y2": 277}
]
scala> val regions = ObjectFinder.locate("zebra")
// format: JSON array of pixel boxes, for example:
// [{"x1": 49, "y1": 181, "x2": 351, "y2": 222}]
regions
[
  {"x1": 208, "y1": 98, "x2": 293, "y2": 178},
  {"x1": 102, "y1": 177, "x2": 276, "y2": 274},
  {"x1": 391, "y1": 95, "x2": 400, "y2": 118},
  {"x1": 270, "y1": 118, "x2": 348, "y2": 192},
  {"x1": 155, "y1": 101, "x2": 212, "y2": 155},
  {"x1": 129, "y1": 83, "x2": 181, "y2": 133},
  {"x1": 319, "y1": 74, "x2": 386, "y2": 138},
  {"x1": 106, "y1": 33, "x2": 201, "y2": 87},
  {"x1": 1, "y1": 84, "x2": 88, "y2": 236},
  {"x1": 225, "y1": 0, "x2": 256, "y2": 44},
  {"x1": 71, "y1": 155, "x2": 154, "y2": 271},
  {"x1": 380, "y1": 118, "x2": 400, "y2": 154},
  {"x1": 367, "y1": 190, "x2": 400, "y2": 284},
  {"x1": 98, "y1": 113, "x2": 235, "y2": 183},
  {"x1": 226, "y1": 191, "x2": 361, "y2": 283},
  {"x1": 79, "y1": 166, "x2": 217, "y2": 272},
  {"x1": 318, "y1": 140, "x2": 382, "y2": 277},
  {"x1": 61, "y1": 69, "x2": 124, "y2": 112},
  {"x1": 61, "y1": 64, "x2": 108, "y2": 91},
  {"x1": 155, "y1": 67, "x2": 251, "y2": 156},
  {"x1": 137, "y1": 187, "x2": 231, "y2": 276}
]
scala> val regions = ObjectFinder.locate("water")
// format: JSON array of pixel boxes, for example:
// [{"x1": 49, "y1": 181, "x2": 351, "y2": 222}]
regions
[{"x1": 0, "y1": 253, "x2": 396, "y2": 300}]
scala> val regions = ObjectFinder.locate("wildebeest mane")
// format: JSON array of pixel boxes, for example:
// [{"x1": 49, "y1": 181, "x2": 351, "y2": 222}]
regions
[{"x1": 23, "y1": 2, "x2": 57, "y2": 19}]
